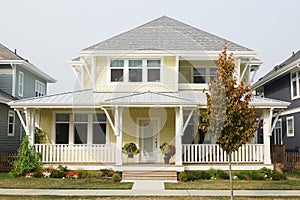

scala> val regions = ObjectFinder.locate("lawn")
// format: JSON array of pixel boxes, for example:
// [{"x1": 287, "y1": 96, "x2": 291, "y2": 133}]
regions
[
  {"x1": 165, "y1": 171, "x2": 300, "y2": 190},
  {"x1": 0, "y1": 196, "x2": 300, "y2": 200},
  {"x1": 0, "y1": 173, "x2": 133, "y2": 190}
]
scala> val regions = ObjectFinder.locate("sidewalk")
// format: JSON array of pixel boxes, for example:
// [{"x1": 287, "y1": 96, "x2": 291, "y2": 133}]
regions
[{"x1": 0, "y1": 188, "x2": 300, "y2": 197}]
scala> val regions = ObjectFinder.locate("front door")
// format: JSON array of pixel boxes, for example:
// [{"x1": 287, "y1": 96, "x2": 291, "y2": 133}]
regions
[{"x1": 138, "y1": 119, "x2": 160, "y2": 163}]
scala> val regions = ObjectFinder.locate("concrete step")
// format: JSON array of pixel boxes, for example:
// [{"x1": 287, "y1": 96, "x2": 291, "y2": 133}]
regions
[{"x1": 122, "y1": 170, "x2": 177, "y2": 181}]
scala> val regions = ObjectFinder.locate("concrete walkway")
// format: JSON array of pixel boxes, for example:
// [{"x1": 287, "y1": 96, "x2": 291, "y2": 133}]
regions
[{"x1": 0, "y1": 188, "x2": 300, "y2": 197}]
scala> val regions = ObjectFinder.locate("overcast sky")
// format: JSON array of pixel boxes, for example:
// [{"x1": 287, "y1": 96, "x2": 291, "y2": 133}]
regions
[{"x1": 1, "y1": 0, "x2": 299, "y2": 94}]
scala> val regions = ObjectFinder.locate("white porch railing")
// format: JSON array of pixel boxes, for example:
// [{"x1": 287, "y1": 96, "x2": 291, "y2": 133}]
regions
[
  {"x1": 34, "y1": 144, "x2": 116, "y2": 163},
  {"x1": 182, "y1": 144, "x2": 264, "y2": 163}
]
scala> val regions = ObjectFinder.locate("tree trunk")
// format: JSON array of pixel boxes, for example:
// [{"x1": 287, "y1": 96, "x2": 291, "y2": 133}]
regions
[{"x1": 229, "y1": 152, "x2": 234, "y2": 200}]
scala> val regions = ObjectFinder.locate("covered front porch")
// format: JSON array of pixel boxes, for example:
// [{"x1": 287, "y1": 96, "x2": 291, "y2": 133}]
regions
[{"x1": 9, "y1": 89, "x2": 290, "y2": 170}]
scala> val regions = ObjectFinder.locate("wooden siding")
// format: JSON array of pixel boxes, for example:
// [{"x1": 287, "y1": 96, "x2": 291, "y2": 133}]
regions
[
  {"x1": 15, "y1": 65, "x2": 47, "y2": 99},
  {"x1": 0, "y1": 103, "x2": 21, "y2": 153},
  {"x1": 0, "y1": 74, "x2": 12, "y2": 95}
]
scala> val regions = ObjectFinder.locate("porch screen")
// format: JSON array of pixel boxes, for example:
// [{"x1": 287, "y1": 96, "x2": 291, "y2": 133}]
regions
[
  {"x1": 55, "y1": 114, "x2": 69, "y2": 144},
  {"x1": 93, "y1": 114, "x2": 107, "y2": 144}
]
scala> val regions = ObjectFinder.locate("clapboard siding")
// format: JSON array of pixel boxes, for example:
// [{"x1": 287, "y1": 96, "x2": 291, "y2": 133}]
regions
[
  {"x1": 0, "y1": 74, "x2": 12, "y2": 95},
  {"x1": 0, "y1": 103, "x2": 21, "y2": 153},
  {"x1": 15, "y1": 65, "x2": 47, "y2": 99}
]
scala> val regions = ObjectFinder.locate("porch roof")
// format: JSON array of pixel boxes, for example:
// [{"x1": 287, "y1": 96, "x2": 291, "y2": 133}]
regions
[{"x1": 8, "y1": 89, "x2": 290, "y2": 109}]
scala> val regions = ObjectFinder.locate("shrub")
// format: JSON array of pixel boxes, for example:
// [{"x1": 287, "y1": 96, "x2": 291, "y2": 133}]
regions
[
  {"x1": 216, "y1": 170, "x2": 229, "y2": 180},
  {"x1": 178, "y1": 171, "x2": 187, "y2": 182},
  {"x1": 66, "y1": 171, "x2": 80, "y2": 179},
  {"x1": 50, "y1": 170, "x2": 67, "y2": 178},
  {"x1": 258, "y1": 167, "x2": 272, "y2": 179},
  {"x1": 249, "y1": 171, "x2": 265, "y2": 180},
  {"x1": 9, "y1": 136, "x2": 41, "y2": 177},
  {"x1": 186, "y1": 171, "x2": 211, "y2": 181},
  {"x1": 112, "y1": 172, "x2": 121, "y2": 182},
  {"x1": 272, "y1": 172, "x2": 286, "y2": 181},
  {"x1": 100, "y1": 169, "x2": 114, "y2": 177}
]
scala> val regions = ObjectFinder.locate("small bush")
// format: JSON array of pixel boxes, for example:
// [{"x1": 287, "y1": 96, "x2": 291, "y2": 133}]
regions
[
  {"x1": 186, "y1": 171, "x2": 211, "y2": 181},
  {"x1": 178, "y1": 171, "x2": 187, "y2": 182},
  {"x1": 112, "y1": 172, "x2": 121, "y2": 182},
  {"x1": 258, "y1": 167, "x2": 272, "y2": 179},
  {"x1": 50, "y1": 170, "x2": 67, "y2": 178},
  {"x1": 216, "y1": 170, "x2": 229, "y2": 180},
  {"x1": 100, "y1": 169, "x2": 114, "y2": 177},
  {"x1": 272, "y1": 172, "x2": 286, "y2": 181},
  {"x1": 249, "y1": 171, "x2": 265, "y2": 180}
]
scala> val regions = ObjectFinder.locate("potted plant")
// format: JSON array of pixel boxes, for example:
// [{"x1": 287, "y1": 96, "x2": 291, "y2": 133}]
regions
[
  {"x1": 160, "y1": 142, "x2": 175, "y2": 164},
  {"x1": 122, "y1": 142, "x2": 139, "y2": 158}
]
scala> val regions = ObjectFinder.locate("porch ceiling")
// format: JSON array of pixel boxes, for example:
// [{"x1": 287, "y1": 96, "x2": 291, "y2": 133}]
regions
[{"x1": 8, "y1": 89, "x2": 289, "y2": 109}]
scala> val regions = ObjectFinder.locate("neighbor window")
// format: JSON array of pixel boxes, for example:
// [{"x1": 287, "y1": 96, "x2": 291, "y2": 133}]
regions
[
  {"x1": 291, "y1": 71, "x2": 300, "y2": 99},
  {"x1": 273, "y1": 119, "x2": 282, "y2": 144},
  {"x1": 35, "y1": 80, "x2": 45, "y2": 97},
  {"x1": 193, "y1": 67, "x2": 217, "y2": 83},
  {"x1": 147, "y1": 60, "x2": 161, "y2": 82},
  {"x1": 92, "y1": 114, "x2": 107, "y2": 144},
  {"x1": 7, "y1": 111, "x2": 15, "y2": 136},
  {"x1": 74, "y1": 114, "x2": 88, "y2": 144},
  {"x1": 110, "y1": 60, "x2": 124, "y2": 82},
  {"x1": 18, "y1": 71, "x2": 24, "y2": 97},
  {"x1": 286, "y1": 116, "x2": 294, "y2": 137},
  {"x1": 129, "y1": 60, "x2": 142, "y2": 82},
  {"x1": 55, "y1": 114, "x2": 70, "y2": 144}
]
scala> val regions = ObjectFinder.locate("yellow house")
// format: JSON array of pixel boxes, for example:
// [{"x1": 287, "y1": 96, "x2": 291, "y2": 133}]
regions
[{"x1": 9, "y1": 16, "x2": 289, "y2": 174}]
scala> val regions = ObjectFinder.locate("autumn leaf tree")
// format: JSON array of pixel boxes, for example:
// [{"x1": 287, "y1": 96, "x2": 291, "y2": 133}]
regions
[{"x1": 201, "y1": 46, "x2": 258, "y2": 200}]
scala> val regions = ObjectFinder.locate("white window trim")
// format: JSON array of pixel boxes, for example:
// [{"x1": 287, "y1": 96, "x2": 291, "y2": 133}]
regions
[
  {"x1": 35, "y1": 80, "x2": 46, "y2": 97},
  {"x1": 18, "y1": 71, "x2": 24, "y2": 97},
  {"x1": 273, "y1": 118, "x2": 282, "y2": 145},
  {"x1": 108, "y1": 58, "x2": 163, "y2": 84},
  {"x1": 53, "y1": 112, "x2": 109, "y2": 144},
  {"x1": 7, "y1": 110, "x2": 15, "y2": 136},
  {"x1": 286, "y1": 116, "x2": 294, "y2": 137},
  {"x1": 291, "y1": 71, "x2": 300, "y2": 100},
  {"x1": 193, "y1": 66, "x2": 218, "y2": 84}
]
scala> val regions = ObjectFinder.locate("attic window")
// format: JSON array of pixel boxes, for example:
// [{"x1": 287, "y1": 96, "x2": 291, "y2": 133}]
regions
[{"x1": 291, "y1": 71, "x2": 300, "y2": 99}]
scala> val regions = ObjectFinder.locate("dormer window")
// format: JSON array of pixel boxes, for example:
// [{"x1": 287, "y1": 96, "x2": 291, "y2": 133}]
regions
[{"x1": 129, "y1": 60, "x2": 142, "y2": 82}]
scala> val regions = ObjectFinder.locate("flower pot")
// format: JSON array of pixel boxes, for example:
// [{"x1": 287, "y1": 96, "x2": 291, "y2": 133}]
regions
[
  {"x1": 128, "y1": 152, "x2": 134, "y2": 158},
  {"x1": 164, "y1": 155, "x2": 171, "y2": 164}
]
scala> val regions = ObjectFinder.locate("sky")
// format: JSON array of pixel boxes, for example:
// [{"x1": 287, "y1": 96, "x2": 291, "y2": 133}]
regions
[{"x1": 1, "y1": 0, "x2": 300, "y2": 94}]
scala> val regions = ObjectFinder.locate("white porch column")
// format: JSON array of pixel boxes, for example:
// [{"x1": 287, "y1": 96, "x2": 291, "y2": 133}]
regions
[
  {"x1": 263, "y1": 108, "x2": 273, "y2": 164},
  {"x1": 115, "y1": 107, "x2": 123, "y2": 165},
  {"x1": 25, "y1": 109, "x2": 35, "y2": 145},
  {"x1": 175, "y1": 106, "x2": 183, "y2": 166}
]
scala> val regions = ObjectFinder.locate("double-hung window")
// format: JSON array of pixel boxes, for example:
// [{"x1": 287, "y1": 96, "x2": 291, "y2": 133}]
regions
[
  {"x1": 35, "y1": 80, "x2": 45, "y2": 97},
  {"x1": 7, "y1": 111, "x2": 15, "y2": 136},
  {"x1": 147, "y1": 60, "x2": 161, "y2": 82},
  {"x1": 74, "y1": 114, "x2": 88, "y2": 144},
  {"x1": 291, "y1": 71, "x2": 300, "y2": 99},
  {"x1": 55, "y1": 114, "x2": 70, "y2": 144},
  {"x1": 110, "y1": 60, "x2": 124, "y2": 82},
  {"x1": 273, "y1": 119, "x2": 282, "y2": 145},
  {"x1": 129, "y1": 60, "x2": 142, "y2": 82},
  {"x1": 18, "y1": 71, "x2": 24, "y2": 97},
  {"x1": 92, "y1": 114, "x2": 107, "y2": 144},
  {"x1": 286, "y1": 116, "x2": 294, "y2": 137}
]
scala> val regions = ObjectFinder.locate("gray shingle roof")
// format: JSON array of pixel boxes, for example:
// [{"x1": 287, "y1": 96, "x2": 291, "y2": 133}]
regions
[
  {"x1": 253, "y1": 50, "x2": 300, "y2": 88},
  {"x1": 0, "y1": 43, "x2": 22, "y2": 60},
  {"x1": 83, "y1": 16, "x2": 252, "y2": 52}
]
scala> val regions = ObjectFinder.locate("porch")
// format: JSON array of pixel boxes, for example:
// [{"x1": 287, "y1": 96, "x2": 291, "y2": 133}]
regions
[{"x1": 34, "y1": 143, "x2": 267, "y2": 170}]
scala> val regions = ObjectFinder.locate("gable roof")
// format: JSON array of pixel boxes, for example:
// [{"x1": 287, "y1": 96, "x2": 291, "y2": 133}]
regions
[
  {"x1": 83, "y1": 16, "x2": 252, "y2": 52},
  {"x1": 0, "y1": 43, "x2": 56, "y2": 83},
  {"x1": 253, "y1": 50, "x2": 300, "y2": 89},
  {"x1": 0, "y1": 43, "x2": 23, "y2": 60}
]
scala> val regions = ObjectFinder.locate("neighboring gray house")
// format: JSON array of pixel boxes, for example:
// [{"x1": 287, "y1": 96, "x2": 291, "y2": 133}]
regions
[
  {"x1": 0, "y1": 43, "x2": 56, "y2": 153},
  {"x1": 253, "y1": 50, "x2": 300, "y2": 152}
]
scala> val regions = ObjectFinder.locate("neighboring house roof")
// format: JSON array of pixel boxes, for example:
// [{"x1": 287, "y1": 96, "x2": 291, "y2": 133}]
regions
[
  {"x1": 0, "y1": 90, "x2": 17, "y2": 104},
  {"x1": 8, "y1": 89, "x2": 289, "y2": 109},
  {"x1": 0, "y1": 43, "x2": 56, "y2": 83},
  {"x1": 83, "y1": 16, "x2": 252, "y2": 52},
  {"x1": 253, "y1": 50, "x2": 300, "y2": 89}
]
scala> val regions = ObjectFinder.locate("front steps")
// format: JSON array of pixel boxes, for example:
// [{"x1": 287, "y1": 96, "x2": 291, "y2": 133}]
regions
[{"x1": 122, "y1": 170, "x2": 177, "y2": 181}]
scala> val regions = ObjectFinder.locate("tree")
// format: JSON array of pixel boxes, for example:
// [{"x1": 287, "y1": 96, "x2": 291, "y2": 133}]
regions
[
  {"x1": 201, "y1": 46, "x2": 258, "y2": 200},
  {"x1": 10, "y1": 136, "x2": 41, "y2": 177}
]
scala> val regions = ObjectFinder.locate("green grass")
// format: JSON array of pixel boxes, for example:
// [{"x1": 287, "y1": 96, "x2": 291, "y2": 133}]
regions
[
  {"x1": 0, "y1": 173, "x2": 132, "y2": 190},
  {"x1": 0, "y1": 196, "x2": 300, "y2": 200},
  {"x1": 165, "y1": 170, "x2": 300, "y2": 190}
]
